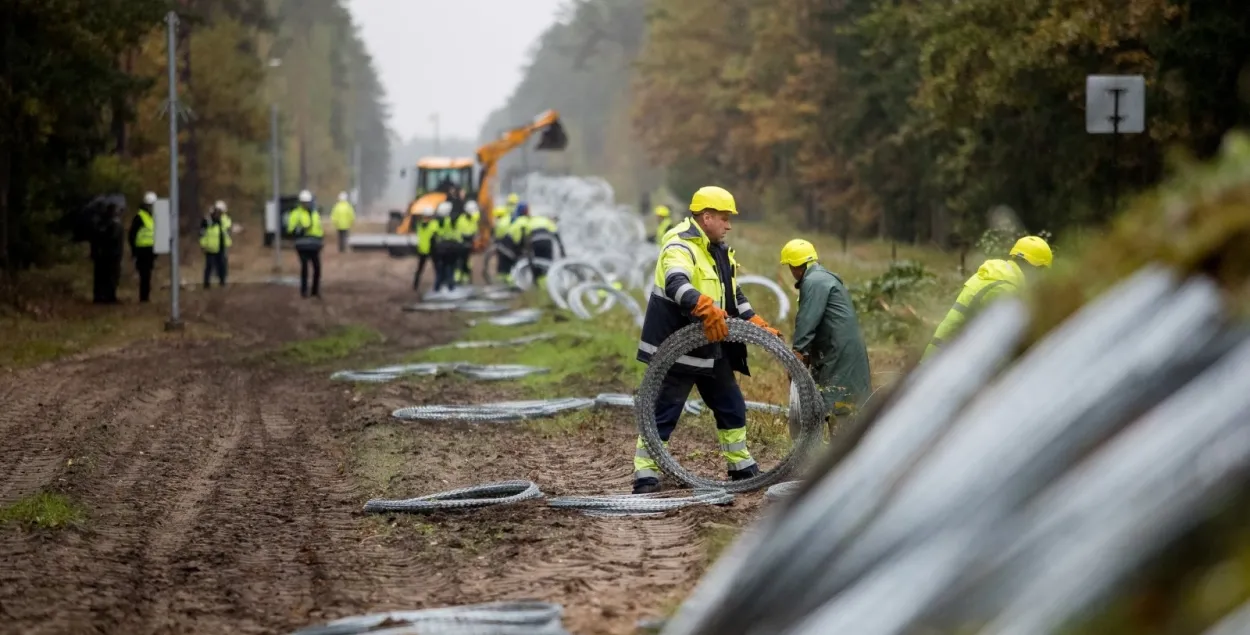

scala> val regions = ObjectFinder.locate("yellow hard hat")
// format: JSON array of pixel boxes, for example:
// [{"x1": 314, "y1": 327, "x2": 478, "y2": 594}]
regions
[
  {"x1": 655, "y1": 205, "x2": 671, "y2": 218},
  {"x1": 507, "y1": 193, "x2": 519, "y2": 204},
  {"x1": 1010, "y1": 235, "x2": 1053, "y2": 268},
  {"x1": 780, "y1": 239, "x2": 818, "y2": 267},
  {"x1": 689, "y1": 186, "x2": 737, "y2": 214}
]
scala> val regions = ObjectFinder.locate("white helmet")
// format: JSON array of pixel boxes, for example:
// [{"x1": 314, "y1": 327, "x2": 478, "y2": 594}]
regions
[
  {"x1": 298, "y1": 190, "x2": 313, "y2": 203},
  {"x1": 338, "y1": 191, "x2": 348, "y2": 201},
  {"x1": 213, "y1": 200, "x2": 227, "y2": 212},
  {"x1": 436, "y1": 201, "x2": 452, "y2": 216},
  {"x1": 143, "y1": 192, "x2": 157, "y2": 206},
  {"x1": 465, "y1": 200, "x2": 480, "y2": 214},
  {"x1": 418, "y1": 205, "x2": 435, "y2": 217}
]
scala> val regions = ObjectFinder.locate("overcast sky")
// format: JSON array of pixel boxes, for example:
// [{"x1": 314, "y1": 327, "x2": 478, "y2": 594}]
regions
[{"x1": 348, "y1": 0, "x2": 565, "y2": 142}]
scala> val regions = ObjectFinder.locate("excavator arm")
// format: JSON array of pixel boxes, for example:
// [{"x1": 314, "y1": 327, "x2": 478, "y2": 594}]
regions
[{"x1": 474, "y1": 109, "x2": 568, "y2": 247}]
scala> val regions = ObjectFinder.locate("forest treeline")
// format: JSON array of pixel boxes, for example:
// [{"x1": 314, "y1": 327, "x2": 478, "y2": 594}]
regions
[
  {"x1": 489, "y1": 0, "x2": 1250, "y2": 245},
  {"x1": 1, "y1": 0, "x2": 390, "y2": 272}
]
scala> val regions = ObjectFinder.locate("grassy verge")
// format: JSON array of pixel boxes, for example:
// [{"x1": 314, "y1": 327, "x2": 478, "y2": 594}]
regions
[
  {"x1": 276, "y1": 324, "x2": 384, "y2": 365},
  {"x1": 0, "y1": 492, "x2": 87, "y2": 530}
]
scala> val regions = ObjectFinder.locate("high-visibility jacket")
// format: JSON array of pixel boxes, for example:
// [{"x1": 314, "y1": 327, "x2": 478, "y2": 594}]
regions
[
  {"x1": 923, "y1": 258, "x2": 1025, "y2": 359},
  {"x1": 286, "y1": 205, "x2": 324, "y2": 249},
  {"x1": 221, "y1": 213, "x2": 232, "y2": 236},
  {"x1": 134, "y1": 210, "x2": 155, "y2": 248},
  {"x1": 636, "y1": 218, "x2": 756, "y2": 376},
  {"x1": 435, "y1": 216, "x2": 460, "y2": 246},
  {"x1": 331, "y1": 201, "x2": 356, "y2": 230},
  {"x1": 492, "y1": 205, "x2": 512, "y2": 239},
  {"x1": 199, "y1": 219, "x2": 230, "y2": 254},
  {"x1": 655, "y1": 217, "x2": 673, "y2": 244},
  {"x1": 506, "y1": 215, "x2": 532, "y2": 244},
  {"x1": 414, "y1": 219, "x2": 437, "y2": 255},
  {"x1": 456, "y1": 211, "x2": 478, "y2": 241}
]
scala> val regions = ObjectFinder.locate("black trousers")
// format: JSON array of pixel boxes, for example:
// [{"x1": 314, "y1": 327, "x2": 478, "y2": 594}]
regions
[
  {"x1": 433, "y1": 252, "x2": 457, "y2": 291},
  {"x1": 413, "y1": 254, "x2": 430, "y2": 290},
  {"x1": 457, "y1": 242, "x2": 472, "y2": 283},
  {"x1": 337, "y1": 230, "x2": 349, "y2": 253},
  {"x1": 203, "y1": 252, "x2": 227, "y2": 287},
  {"x1": 297, "y1": 248, "x2": 322, "y2": 297},
  {"x1": 134, "y1": 249, "x2": 155, "y2": 302},
  {"x1": 92, "y1": 256, "x2": 120, "y2": 304}
]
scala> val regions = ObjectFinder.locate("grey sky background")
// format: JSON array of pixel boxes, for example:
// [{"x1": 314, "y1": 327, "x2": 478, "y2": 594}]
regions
[{"x1": 348, "y1": 0, "x2": 566, "y2": 143}]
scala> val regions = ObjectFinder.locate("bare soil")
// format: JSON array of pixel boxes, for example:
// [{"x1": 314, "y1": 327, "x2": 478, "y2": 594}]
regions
[{"x1": 0, "y1": 242, "x2": 763, "y2": 634}]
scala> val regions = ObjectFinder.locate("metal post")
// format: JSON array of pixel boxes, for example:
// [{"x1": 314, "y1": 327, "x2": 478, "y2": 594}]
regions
[
  {"x1": 164, "y1": 12, "x2": 183, "y2": 331},
  {"x1": 271, "y1": 103, "x2": 281, "y2": 273},
  {"x1": 352, "y1": 142, "x2": 362, "y2": 205}
]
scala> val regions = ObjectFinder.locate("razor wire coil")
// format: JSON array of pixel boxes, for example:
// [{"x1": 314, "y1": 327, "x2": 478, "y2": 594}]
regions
[
  {"x1": 290, "y1": 600, "x2": 568, "y2": 635},
  {"x1": 393, "y1": 398, "x2": 596, "y2": 423},
  {"x1": 547, "y1": 489, "x2": 734, "y2": 516},
  {"x1": 363, "y1": 480, "x2": 544, "y2": 514}
]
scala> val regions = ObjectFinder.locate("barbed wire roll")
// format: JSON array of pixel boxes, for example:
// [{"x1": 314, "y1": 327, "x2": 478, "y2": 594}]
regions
[
  {"x1": 737, "y1": 275, "x2": 791, "y2": 322},
  {"x1": 429, "y1": 333, "x2": 557, "y2": 350},
  {"x1": 547, "y1": 489, "x2": 734, "y2": 517},
  {"x1": 403, "y1": 302, "x2": 460, "y2": 312},
  {"x1": 454, "y1": 364, "x2": 549, "y2": 381},
  {"x1": 545, "y1": 259, "x2": 608, "y2": 310},
  {"x1": 393, "y1": 398, "x2": 596, "y2": 423},
  {"x1": 567, "y1": 281, "x2": 645, "y2": 328},
  {"x1": 363, "y1": 480, "x2": 544, "y2": 514},
  {"x1": 290, "y1": 600, "x2": 569, "y2": 635},
  {"x1": 764, "y1": 481, "x2": 803, "y2": 502},
  {"x1": 423, "y1": 287, "x2": 475, "y2": 303},
  {"x1": 477, "y1": 308, "x2": 543, "y2": 327},
  {"x1": 331, "y1": 363, "x2": 443, "y2": 383},
  {"x1": 636, "y1": 319, "x2": 824, "y2": 494}
]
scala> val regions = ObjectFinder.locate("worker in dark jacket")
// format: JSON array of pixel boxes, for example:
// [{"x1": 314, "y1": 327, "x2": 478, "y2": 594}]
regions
[
  {"x1": 91, "y1": 200, "x2": 125, "y2": 304},
  {"x1": 128, "y1": 192, "x2": 159, "y2": 303},
  {"x1": 781, "y1": 239, "x2": 872, "y2": 436}
]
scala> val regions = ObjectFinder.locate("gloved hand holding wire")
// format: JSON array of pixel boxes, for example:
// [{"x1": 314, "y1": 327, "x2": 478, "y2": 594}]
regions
[
  {"x1": 692, "y1": 294, "x2": 728, "y2": 342},
  {"x1": 749, "y1": 314, "x2": 783, "y2": 339}
]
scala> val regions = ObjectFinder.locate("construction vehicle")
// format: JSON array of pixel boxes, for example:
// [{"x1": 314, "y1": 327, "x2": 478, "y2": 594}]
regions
[{"x1": 349, "y1": 110, "x2": 568, "y2": 257}]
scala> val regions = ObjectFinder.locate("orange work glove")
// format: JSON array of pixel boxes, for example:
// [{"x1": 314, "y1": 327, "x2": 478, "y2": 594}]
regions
[
  {"x1": 749, "y1": 314, "x2": 782, "y2": 339},
  {"x1": 692, "y1": 294, "x2": 729, "y2": 343},
  {"x1": 793, "y1": 349, "x2": 808, "y2": 366}
]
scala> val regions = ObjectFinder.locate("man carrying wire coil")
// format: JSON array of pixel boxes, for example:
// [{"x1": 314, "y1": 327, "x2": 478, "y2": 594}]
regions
[{"x1": 632, "y1": 186, "x2": 784, "y2": 494}]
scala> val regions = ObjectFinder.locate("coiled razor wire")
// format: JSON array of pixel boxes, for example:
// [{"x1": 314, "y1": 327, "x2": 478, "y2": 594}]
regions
[
  {"x1": 472, "y1": 308, "x2": 543, "y2": 327},
  {"x1": 737, "y1": 275, "x2": 791, "y2": 322},
  {"x1": 545, "y1": 259, "x2": 608, "y2": 309},
  {"x1": 657, "y1": 265, "x2": 1250, "y2": 635},
  {"x1": 405, "y1": 299, "x2": 510, "y2": 313},
  {"x1": 331, "y1": 363, "x2": 548, "y2": 383},
  {"x1": 637, "y1": 319, "x2": 824, "y2": 494},
  {"x1": 547, "y1": 489, "x2": 735, "y2": 517},
  {"x1": 567, "y1": 281, "x2": 645, "y2": 327},
  {"x1": 291, "y1": 601, "x2": 568, "y2": 635},
  {"x1": 393, "y1": 398, "x2": 596, "y2": 423},
  {"x1": 429, "y1": 333, "x2": 557, "y2": 350},
  {"x1": 764, "y1": 481, "x2": 803, "y2": 502},
  {"x1": 363, "y1": 480, "x2": 544, "y2": 514}
]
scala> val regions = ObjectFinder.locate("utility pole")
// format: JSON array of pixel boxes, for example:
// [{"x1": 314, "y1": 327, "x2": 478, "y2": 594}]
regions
[
  {"x1": 267, "y1": 58, "x2": 282, "y2": 273},
  {"x1": 164, "y1": 11, "x2": 183, "y2": 331}
]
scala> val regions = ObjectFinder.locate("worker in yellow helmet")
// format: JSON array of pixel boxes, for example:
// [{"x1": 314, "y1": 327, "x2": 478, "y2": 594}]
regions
[
  {"x1": 651, "y1": 205, "x2": 673, "y2": 244},
  {"x1": 923, "y1": 235, "x2": 1053, "y2": 359},
  {"x1": 780, "y1": 239, "x2": 871, "y2": 436},
  {"x1": 631, "y1": 186, "x2": 784, "y2": 494}
]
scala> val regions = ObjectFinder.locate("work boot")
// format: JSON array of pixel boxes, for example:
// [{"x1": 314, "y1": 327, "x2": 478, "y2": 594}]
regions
[
  {"x1": 727, "y1": 464, "x2": 760, "y2": 482},
  {"x1": 632, "y1": 477, "x2": 661, "y2": 495}
]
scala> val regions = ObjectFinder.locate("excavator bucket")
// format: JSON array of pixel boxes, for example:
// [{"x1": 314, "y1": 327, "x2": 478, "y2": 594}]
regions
[{"x1": 535, "y1": 119, "x2": 568, "y2": 151}]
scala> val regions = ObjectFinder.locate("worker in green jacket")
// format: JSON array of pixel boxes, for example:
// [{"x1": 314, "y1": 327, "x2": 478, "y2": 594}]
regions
[
  {"x1": 922, "y1": 235, "x2": 1053, "y2": 359},
  {"x1": 780, "y1": 239, "x2": 872, "y2": 436},
  {"x1": 411, "y1": 207, "x2": 438, "y2": 291}
]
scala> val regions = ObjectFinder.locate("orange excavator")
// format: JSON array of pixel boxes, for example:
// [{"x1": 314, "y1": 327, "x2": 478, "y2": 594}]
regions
[{"x1": 374, "y1": 110, "x2": 567, "y2": 257}]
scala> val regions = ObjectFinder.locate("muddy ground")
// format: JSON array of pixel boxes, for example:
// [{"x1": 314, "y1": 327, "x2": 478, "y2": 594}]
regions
[{"x1": 0, "y1": 242, "x2": 763, "y2": 634}]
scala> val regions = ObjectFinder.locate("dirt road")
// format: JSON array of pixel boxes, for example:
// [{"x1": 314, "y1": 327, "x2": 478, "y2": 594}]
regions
[{"x1": 0, "y1": 245, "x2": 755, "y2": 634}]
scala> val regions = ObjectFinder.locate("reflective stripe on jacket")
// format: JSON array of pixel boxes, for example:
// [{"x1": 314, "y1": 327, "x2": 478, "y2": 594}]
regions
[
  {"x1": 923, "y1": 259, "x2": 1024, "y2": 358},
  {"x1": 636, "y1": 219, "x2": 757, "y2": 375},
  {"x1": 135, "y1": 210, "x2": 155, "y2": 248}
]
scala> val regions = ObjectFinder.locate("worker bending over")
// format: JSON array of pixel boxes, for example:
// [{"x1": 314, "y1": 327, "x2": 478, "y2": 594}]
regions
[
  {"x1": 632, "y1": 186, "x2": 783, "y2": 494},
  {"x1": 526, "y1": 211, "x2": 565, "y2": 285},
  {"x1": 199, "y1": 202, "x2": 231, "y2": 288},
  {"x1": 129, "y1": 192, "x2": 158, "y2": 303},
  {"x1": 411, "y1": 207, "x2": 438, "y2": 291},
  {"x1": 331, "y1": 191, "x2": 356, "y2": 253},
  {"x1": 287, "y1": 189, "x2": 325, "y2": 298},
  {"x1": 432, "y1": 201, "x2": 460, "y2": 292},
  {"x1": 781, "y1": 239, "x2": 872, "y2": 436},
  {"x1": 924, "y1": 235, "x2": 1053, "y2": 358}
]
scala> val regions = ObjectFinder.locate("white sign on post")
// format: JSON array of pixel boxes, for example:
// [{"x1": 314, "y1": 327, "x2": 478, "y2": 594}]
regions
[
  {"x1": 153, "y1": 198, "x2": 172, "y2": 255},
  {"x1": 1086, "y1": 75, "x2": 1146, "y2": 134},
  {"x1": 265, "y1": 201, "x2": 278, "y2": 234}
]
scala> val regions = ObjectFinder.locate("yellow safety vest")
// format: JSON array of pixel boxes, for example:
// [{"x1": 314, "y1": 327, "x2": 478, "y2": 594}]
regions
[
  {"x1": 415, "y1": 219, "x2": 437, "y2": 255},
  {"x1": 506, "y1": 215, "x2": 532, "y2": 244},
  {"x1": 286, "y1": 206, "x2": 324, "y2": 238},
  {"x1": 199, "y1": 221, "x2": 229, "y2": 254},
  {"x1": 650, "y1": 219, "x2": 735, "y2": 310},
  {"x1": 331, "y1": 201, "x2": 356, "y2": 230},
  {"x1": 135, "y1": 210, "x2": 155, "y2": 248},
  {"x1": 655, "y1": 217, "x2": 673, "y2": 244},
  {"x1": 435, "y1": 216, "x2": 460, "y2": 242},
  {"x1": 923, "y1": 259, "x2": 1024, "y2": 358},
  {"x1": 528, "y1": 216, "x2": 557, "y2": 235},
  {"x1": 456, "y1": 212, "x2": 478, "y2": 240}
]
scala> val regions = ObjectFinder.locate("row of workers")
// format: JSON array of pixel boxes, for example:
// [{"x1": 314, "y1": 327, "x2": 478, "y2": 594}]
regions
[{"x1": 630, "y1": 184, "x2": 1053, "y2": 494}]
